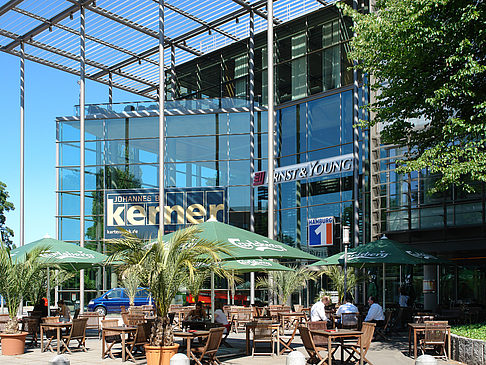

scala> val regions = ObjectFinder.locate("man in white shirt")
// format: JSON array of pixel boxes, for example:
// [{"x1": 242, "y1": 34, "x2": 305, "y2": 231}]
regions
[
  {"x1": 364, "y1": 296, "x2": 385, "y2": 323},
  {"x1": 311, "y1": 295, "x2": 331, "y2": 322}
]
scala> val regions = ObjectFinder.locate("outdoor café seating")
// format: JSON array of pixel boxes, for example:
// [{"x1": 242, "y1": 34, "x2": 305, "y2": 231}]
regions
[
  {"x1": 307, "y1": 321, "x2": 327, "y2": 347},
  {"x1": 190, "y1": 326, "x2": 224, "y2": 365},
  {"x1": 60, "y1": 317, "x2": 88, "y2": 354},
  {"x1": 78, "y1": 312, "x2": 104, "y2": 337},
  {"x1": 0, "y1": 313, "x2": 9, "y2": 332},
  {"x1": 41, "y1": 316, "x2": 61, "y2": 352},
  {"x1": 299, "y1": 325, "x2": 328, "y2": 365},
  {"x1": 419, "y1": 321, "x2": 448, "y2": 360},
  {"x1": 341, "y1": 322, "x2": 376, "y2": 365},
  {"x1": 101, "y1": 319, "x2": 122, "y2": 360},
  {"x1": 23, "y1": 317, "x2": 41, "y2": 347},
  {"x1": 124, "y1": 322, "x2": 152, "y2": 362},
  {"x1": 252, "y1": 321, "x2": 277, "y2": 357}
]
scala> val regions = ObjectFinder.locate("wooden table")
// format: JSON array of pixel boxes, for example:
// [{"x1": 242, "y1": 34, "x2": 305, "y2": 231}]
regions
[
  {"x1": 277, "y1": 312, "x2": 306, "y2": 330},
  {"x1": 311, "y1": 329, "x2": 363, "y2": 365},
  {"x1": 40, "y1": 322, "x2": 72, "y2": 354},
  {"x1": 101, "y1": 326, "x2": 137, "y2": 362},
  {"x1": 174, "y1": 330, "x2": 210, "y2": 358},
  {"x1": 408, "y1": 322, "x2": 451, "y2": 359},
  {"x1": 245, "y1": 321, "x2": 280, "y2": 355}
]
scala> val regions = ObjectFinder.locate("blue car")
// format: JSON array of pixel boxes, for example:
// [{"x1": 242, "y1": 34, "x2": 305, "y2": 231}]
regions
[{"x1": 87, "y1": 288, "x2": 152, "y2": 316}]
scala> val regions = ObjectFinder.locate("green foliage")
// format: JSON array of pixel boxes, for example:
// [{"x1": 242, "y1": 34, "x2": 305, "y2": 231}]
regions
[
  {"x1": 121, "y1": 267, "x2": 142, "y2": 306},
  {"x1": 0, "y1": 243, "x2": 47, "y2": 333},
  {"x1": 0, "y1": 181, "x2": 14, "y2": 247},
  {"x1": 256, "y1": 266, "x2": 317, "y2": 304},
  {"x1": 452, "y1": 323, "x2": 486, "y2": 341},
  {"x1": 106, "y1": 225, "x2": 229, "y2": 346},
  {"x1": 319, "y1": 266, "x2": 362, "y2": 303},
  {"x1": 26, "y1": 269, "x2": 74, "y2": 305},
  {"x1": 186, "y1": 268, "x2": 210, "y2": 303},
  {"x1": 340, "y1": 0, "x2": 486, "y2": 193}
]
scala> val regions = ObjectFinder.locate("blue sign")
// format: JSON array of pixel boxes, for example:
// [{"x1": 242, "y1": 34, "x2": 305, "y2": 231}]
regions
[
  {"x1": 308, "y1": 217, "x2": 334, "y2": 247},
  {"x1": 104, "y1": 188, "x2": 227, "y2": 239}
]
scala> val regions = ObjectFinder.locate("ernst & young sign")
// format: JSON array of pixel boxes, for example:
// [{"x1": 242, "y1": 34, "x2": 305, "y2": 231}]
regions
[
  {"x1": 105, "y1": 188, "x2": 226, "y2": 238},
  {"x1": 252, "y1": 153, "x2": 354, "y2": 186}
]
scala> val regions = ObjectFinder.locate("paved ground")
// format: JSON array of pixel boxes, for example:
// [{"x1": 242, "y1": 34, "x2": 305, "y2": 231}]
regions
[{"x1": 0, "y1": 328, "x2": 462, "y2": 365}]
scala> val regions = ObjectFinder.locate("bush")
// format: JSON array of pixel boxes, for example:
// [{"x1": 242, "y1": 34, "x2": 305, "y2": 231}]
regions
[{"x1": 452, "y1": 323, "x2": 486, "y2": 341}]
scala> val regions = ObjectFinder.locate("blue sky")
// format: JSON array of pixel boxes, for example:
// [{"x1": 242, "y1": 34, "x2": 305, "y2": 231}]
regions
[{"x1": 0, "y1": 52, "x2": 142, "y2": 246}]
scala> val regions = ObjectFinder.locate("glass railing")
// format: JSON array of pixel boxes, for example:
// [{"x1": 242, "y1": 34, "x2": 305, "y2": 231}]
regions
[{"x1": 74, "y1": 97, "x2": 261, "y2": 116}]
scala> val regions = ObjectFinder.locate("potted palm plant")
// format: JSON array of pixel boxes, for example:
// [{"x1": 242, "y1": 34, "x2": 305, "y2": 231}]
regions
[
  {"x1": 107, "y1": 225, "x2": 228, "y2": 365},
  {"x1": 121, "y1": 266, "x2": 141, "y2": 307},
  {"x1": 0, "y1": 243, "x2": 46, "y2": 355}
]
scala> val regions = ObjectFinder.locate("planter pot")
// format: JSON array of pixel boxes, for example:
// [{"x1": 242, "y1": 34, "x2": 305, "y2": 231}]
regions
[
  {"x1": 144, "y1": 343, "x2": 180, "y2": 365},
  {"x1": 0, "y1": 332, "x2": 28, "y2": 356}
]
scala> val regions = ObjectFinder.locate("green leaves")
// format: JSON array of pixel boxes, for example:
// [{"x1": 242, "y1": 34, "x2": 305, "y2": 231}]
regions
[{"x1": 344, "y1": 0, "x2": 486, "y2": 192}]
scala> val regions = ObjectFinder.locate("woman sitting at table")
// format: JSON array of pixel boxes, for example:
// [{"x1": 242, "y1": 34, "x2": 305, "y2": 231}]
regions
[
  {"x1": 58, "y1": 300, "x2": 71, "y2": 322},
  {"x1": 188, "y1": 301, "x2": 207, "y2": 320},
  {"x1": 214, "y1": 302, "x2": 230, "y2": 333}
]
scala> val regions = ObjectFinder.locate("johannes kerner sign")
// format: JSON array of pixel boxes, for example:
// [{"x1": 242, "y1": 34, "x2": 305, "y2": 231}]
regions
[
  {"x1": 104, "y1": 188, "x2": 227, "y2": 238},
  {"x1": 252, "y1": 154, "x2": 354, "y2": 186}
]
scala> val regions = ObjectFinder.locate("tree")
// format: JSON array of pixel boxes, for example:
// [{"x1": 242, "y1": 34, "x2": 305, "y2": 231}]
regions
[
  {"x1": 0, "y1": 181, "x2": 14, "y2": 247},
  {"x1": 341, "y1": 0, "x2": 486, "y2": 193},
  {"x1": 319, "y1": 266, "x2": 362, "y2": 304}
]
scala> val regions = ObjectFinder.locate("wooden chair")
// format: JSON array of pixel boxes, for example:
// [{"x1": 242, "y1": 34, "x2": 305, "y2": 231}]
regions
[
  {"x1": 419, "y1": 321, "x2": 448, "y2": 360},
  {"x1": 0, "y1": 313, "x2": 9, "y2": 332},
  {"x1": 298, "y1": 325, "x2": 327, "y2": 365},
  {"x1": 60, "y1": 317, "x2": 88, "y2": 354},
  {"x1": 191, "y1": 327, "x2": 224, "y2": 365},
  {"x1": 24, "y1": 317, "x2": 40, "y2": 347},
  {"x1": 124, "y1": 322, "x2": 151, "y2": 362},
  {"x1": 42, "y1": 316, "x2": 60, "y2": 352},
  {"x1": 340, "y1": 312, "x2": 359, "y2": 330},
  {"x1": 234, "y1": 307, "x2": 252, "y2": 333},
  {"x1": 73, "y1": 308, "x2": 80, "y2": 319},
  {"x1": 375, "y1": 311, "x2": 392, "y2": 340},
  {"x1": 101, "y1": 319, "x2": 122, "y2": 360},
  {"x1": 279, "y1": 318, "x2": 300, "y2": 355},
  {"x1": 342, "y1": 322, "x2": 376, "y2": 365},
  {"x1": 307, "y1": 321, "x2": 328, "y2": 347},
  {"x1": 252, "y1": 322, "x2": 277, "y2": 356},
  {"x1": 127, "y1": 314, "x2": 146, "y2": 326},
  {"x1": 78, "y1": 312, "x2": 103, "y2": 338}
]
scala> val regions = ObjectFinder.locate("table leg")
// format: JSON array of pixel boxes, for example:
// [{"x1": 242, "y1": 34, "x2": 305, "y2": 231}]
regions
[
  {"x1": 328, "y1": 336, "x2": 332, "y2": 365},
  {"x1": 359, "y1": 334, "x2": 363, "y2": 365},
  {"x1": 246, "y1": 327, "x2": 250, "y2": 355},
  {"x1": 408, "y1": 326, "x2": 412, "y2": 356},
  {"x1": 413, "y1": 328, "x2": 417, "y2": 359},
  {"x1": 187, "y1": 338, "x2": 191, "y2": 359},
  {"x1": 40, "y1": 325, "x2": 44, "y2": 352},
  {"x1": 276, "y1": 328, "x2": 280, "y2": 355},
  {"x1": 101, "y1": 330, "x2": 105, "y2": 359},
  {"x1": 121, "y1": 331, "x2": 126, "y2": 362},
  {"x1": 57, "y1": 327, "x2": 61, "y2": 354},
  {"x1": 447, "y1": 328, "x2": 451, "y2": 360}
]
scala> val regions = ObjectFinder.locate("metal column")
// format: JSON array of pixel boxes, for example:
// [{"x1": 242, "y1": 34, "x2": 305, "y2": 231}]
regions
[
  {"x1": 20, "y1": 40, "x2": 25, "y2": 249},
  {"x1": 249, "y1": 9, "x2": 255, "y2": 305},
  {"x1": 170, "y1": 44, "x2": 176, "y2": 99},
  {"x1": 79, "y1": 5, "x2": 86, "y2": 314},
  {"x1": 158, "y1": 0, "x2": 165, "y2": 235},
  {"x1": 267, "y1": 0, "x2": 274, "y2": 240},
  {"x1": 108, "y1": 72, "x2": 113, "y2": 107},
  {"x1": 352, "y1": 0, "x2": 360, "y2": 248}
]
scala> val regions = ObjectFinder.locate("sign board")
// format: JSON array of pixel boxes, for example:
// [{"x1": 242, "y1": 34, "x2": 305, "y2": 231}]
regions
[
  {"x1": 104, "y1": 187, "x2": 227, "y2": 239},
  {"x1": 252, "y1": 154, "x2": 354, "y2": 186},
  {"x1": 308, "y1": 217, "x2": 334, "y2": 247}
]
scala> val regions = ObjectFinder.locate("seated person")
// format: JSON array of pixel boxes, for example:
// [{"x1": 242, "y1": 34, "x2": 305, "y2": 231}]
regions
[
  {"x1": 214, "y1": 302, "x2": 230, "y2": 333},
  {"x1": 58, "y1": 300, "x2": 71, "y2": 322},
  {"x1": 188, "y1": 301, "x2": 207, "y2": 321},
  {"x1": 33, "y1": 298, "x2": 48, "y2": 317},
  {"x1": 336, "y1": 294, "x2": 359, "y2": 326},
  {"x1": 364, "y1": 296, "x2": 385, "y2": 326},
  {"x1": 311, "y1": 295, "x2": 333, "y2": 327}
]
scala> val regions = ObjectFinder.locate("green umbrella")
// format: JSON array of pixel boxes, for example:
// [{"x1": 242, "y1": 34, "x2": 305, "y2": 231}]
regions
[
  {"x1": 221, "y1": 259, "x2": 293, "y2": 272},
  {"x1": 163, "y1": 220, "x2": 320, "y2": 261},
  {"x1": 10, "y1": 237, "x2": 108, "y2": 270}
]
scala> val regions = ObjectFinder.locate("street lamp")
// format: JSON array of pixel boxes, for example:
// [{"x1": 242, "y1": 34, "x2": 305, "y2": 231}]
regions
[{"x1": 343, "y1": 225, "x2": 350, "y2": 302}]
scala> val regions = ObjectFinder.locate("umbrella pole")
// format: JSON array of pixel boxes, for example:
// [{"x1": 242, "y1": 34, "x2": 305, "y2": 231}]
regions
[
  {"x1": 211, "y1": 271, "x2": 215, "y2": 323},
  {"x1": 382, "y1": 263, "x2": 386, "y2": 310},
  {"x1": 47, "y1": 267, "x2": 50, "y2": 316},
  {"x1": 250, "y1": 272, "x2": 255, "y2": 305}
]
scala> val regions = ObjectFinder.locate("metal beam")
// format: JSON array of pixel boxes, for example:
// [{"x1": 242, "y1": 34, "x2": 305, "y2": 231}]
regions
[
  {"x1": 3, "y1": 0, "x2": 95, "y2": 51},
  {"x1": 2, "y1": 48, "x2": 157, "y2": 100},
  {"x1": 0, "y1": 28, "x2": 158, "y2": 88},
  {"x1": 160, "y1": 0, "x2": 239, "y2": 41},
  {"x1": 0, "y1": 0, "x2": 24, "y2": 17},
  {"x1": 12, "y1": 7, "x2": 158, "y2": 66},
  {"x1": 230, "y1": 0, "x2": 281, "y2": 24}
]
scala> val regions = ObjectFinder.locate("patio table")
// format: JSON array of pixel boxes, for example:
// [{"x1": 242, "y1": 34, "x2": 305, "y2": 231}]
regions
[
  {"x1": 174, "y1": 330, "x2": 210, "y2": 358},
  {"x1": 40, "y1": 322, "x2": 72, "y2": 354},
  {"x1": 101, "y1": 325, "x2": 137, "y2": 362},
  {"x1": 408, "y1": 322, "x2": 451, "y2": 359},
  {"x1": 310, "y1": 328, "x2": 363, "y2": 365}
]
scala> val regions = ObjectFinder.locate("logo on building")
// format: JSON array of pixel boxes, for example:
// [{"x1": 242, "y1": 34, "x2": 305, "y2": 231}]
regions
[
  {"x1": 252, "y1": 154, "x2": 354, "y2": 186},
  {"x1": 308, "y1": 217, "x2": 334, "y2": 247},
  {"x1": 104, "y1": 188, "x2": 227, "y2": 239}
]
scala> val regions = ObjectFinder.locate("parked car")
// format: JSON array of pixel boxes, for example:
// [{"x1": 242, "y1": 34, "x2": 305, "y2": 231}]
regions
[{"x1": 87, "y1": 288, "x2": 151, "y2": 316}]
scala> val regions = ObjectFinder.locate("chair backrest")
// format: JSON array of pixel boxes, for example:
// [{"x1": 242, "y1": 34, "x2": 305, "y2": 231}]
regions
[
  {"x1": 73, "y1": 308, "x2": 80, "y2": 319},
  {"x1": 307, "y1": 321, "x2": 327, "y2": 347},
  {"x1": 101, "y1": 319, "x2": 120, "y2": 337},
  {"x1": 79, "y1": 313, "x2": 102, "y2": 329},
  {"x1": 43, "y1": 316, "x2": 60, "y2": 324},
  {"x1": 424, "y1": 321, "x2": 448, "y2": 344},
  {"x1": 120, "y1": 306, "x2": 126, "y2": 313},
  {"x1": 294, "y1": 304, "x2": 303, "y2": 313},
  {"x1": 237, "y1": 307, "x2": 252, "y2": 322},
  {"x1": 127, "y1": 314, "x2": 146, "y2": 326},
  {"x1": 298, "y1": 326, "x2": 320, "y2": 356},
  {"x1": 341, "y1": 312, "x2": 359, "y2": 327},
  {"x1": 359, "y1": 322, "x2": 376, "y2": 351},
  {"x1": 253, "y1": 322, "x2": 273, "y2": 341},
  {"x1": 121, "y1": 312, "x2": 129, "y2": 325},
  {"x1": 0, "y1": 313, "x2": 10, "y2": 322},
  {"x1": 25, "y1": 317, "x2": 40, "y2": 334},
  {"x1": 382, "y1": 310, "x2": 393, "y2": 329},
  {"x1": 202, "y1": 327, "x2": 224, "y2": 355},
  {"x1": 69, "y1": 318, "x2": 88, "y2": 339},
  {"x1": 133, "y1": 322, "x2": 152, "y2": 345}
]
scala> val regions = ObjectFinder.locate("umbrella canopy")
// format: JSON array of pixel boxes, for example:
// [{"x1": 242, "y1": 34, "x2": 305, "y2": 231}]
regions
[
  {"x1": 10, "y1": 237, "x2": 108, "y2": 270},
  {"x1": 163, "y1": 220, "x2": 320, "y2": 261},
  {"x1": 221, "y1": 259, "x2": 293, "y2": 272},
  {"x1": 310, "y1": 238, "x2": 444, "y2": 266}
]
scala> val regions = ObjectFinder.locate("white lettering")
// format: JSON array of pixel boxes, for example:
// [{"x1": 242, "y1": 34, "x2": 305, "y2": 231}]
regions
[{"x1": 126, "y1": 205, "x2": 146, "y2": 225}]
